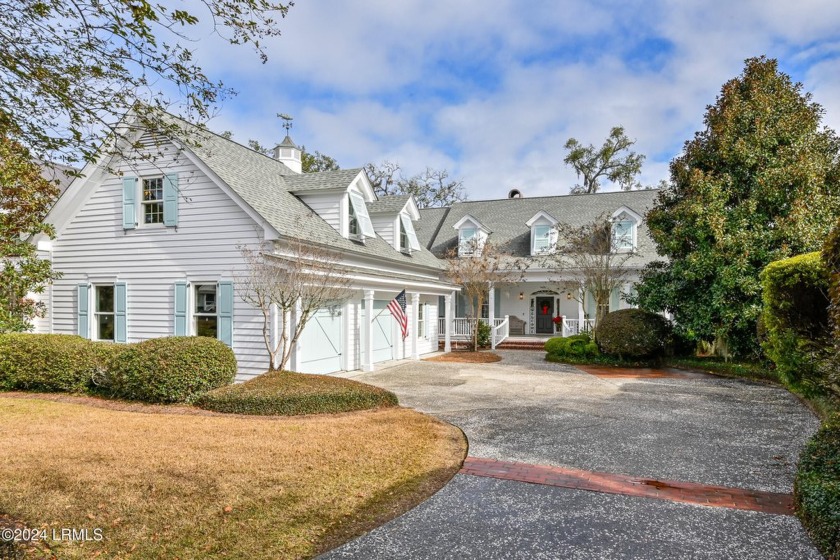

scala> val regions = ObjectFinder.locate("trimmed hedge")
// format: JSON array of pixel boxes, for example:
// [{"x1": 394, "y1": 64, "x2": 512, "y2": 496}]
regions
[
  {"x1": 194, "y1": 370, "x2": 398, "y2": 416},
  {"x1": 595, "y1": 309, "x2": 672, "y2": 359},
  {"x1": 795, "y1": 414, "x2": 840, "y2": 559},
  {"x1": 760, "y1": 252, "x2": 831, "y2": 388},
  {"x1": 544, "y1": 333, "x2": 599, "y2": 360},
  {"x1": 0, "y1": 334, "x2": 114, "y2": 393},
  {"x1": 105, "y1": 337, "x2": 236, "y2": 403}
]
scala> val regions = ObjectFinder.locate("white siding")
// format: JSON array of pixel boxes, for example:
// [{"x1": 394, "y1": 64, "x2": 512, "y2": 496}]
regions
[
  {"x1": 297, "y1": 192, "x2": 342, "y2": 233},
  {"x1": 43, "y1": 135, "x2": 269, "y2": 378},
  {"x1": 371, "y1": 215, "x2": 397, "y2": 248}
]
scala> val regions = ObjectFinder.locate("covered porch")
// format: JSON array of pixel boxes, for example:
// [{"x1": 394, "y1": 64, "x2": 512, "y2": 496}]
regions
[{"x1": 438, "y1": 280, "x2": 633, "y2": 347}]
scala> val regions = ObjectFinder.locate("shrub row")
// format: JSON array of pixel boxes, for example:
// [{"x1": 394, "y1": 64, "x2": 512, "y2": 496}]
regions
[
  {"x1": 760, "y1": 252, "x2": 831, "y2": 390},
  {"x1": 795, "y1": 414, "x2": 840, "y2": 559},
  {"x1": 194, "y1": 369, "x2": 398, "y2": 416},
  {"x1": 0, "y1": 334, "x2": 235, "y2": 403}
]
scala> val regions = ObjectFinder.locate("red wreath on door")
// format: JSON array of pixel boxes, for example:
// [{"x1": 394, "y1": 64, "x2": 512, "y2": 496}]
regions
[{"x1": 542, "y1": 303, "x2": 549, "y2": 315}]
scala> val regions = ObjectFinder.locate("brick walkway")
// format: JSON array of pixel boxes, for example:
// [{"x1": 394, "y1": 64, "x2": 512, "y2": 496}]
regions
[{"x1": 460, "y1": 457, "x2": 794, "y2": 515}]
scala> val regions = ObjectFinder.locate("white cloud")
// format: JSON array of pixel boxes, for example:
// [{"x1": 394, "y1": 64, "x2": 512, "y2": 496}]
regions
[{"x1": 191, "y1": 0, "x2": 840, "y2": 201}]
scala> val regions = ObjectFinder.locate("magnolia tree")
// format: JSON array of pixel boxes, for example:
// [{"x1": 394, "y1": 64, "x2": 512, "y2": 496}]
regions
[
  {"x1": 444, "y1": 239, "x2": 523, "y2": 351},
  {"x1": 236, "y1": 242, "x2": 353, "y2": 371},
  {"x1": 548, "y1": 216, "x2": 636, "y2": 329}
]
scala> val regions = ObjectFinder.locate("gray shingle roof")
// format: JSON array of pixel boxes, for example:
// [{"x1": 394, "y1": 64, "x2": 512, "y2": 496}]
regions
[
  {"x1": 170, "y1": 121, "x2": 443, "y2": 270},
  {"x1": 283, "y1": 168, "x2": 364, "y2": 192},
  {"x1": 420, "y1": 190, "x2": 661, "y2": 267},
  {"x1": 367, "y1": 195, "x2": 411, "y2": 214}
]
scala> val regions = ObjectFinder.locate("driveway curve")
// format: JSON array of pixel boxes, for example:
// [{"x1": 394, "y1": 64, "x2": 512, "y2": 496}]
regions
[{"x1": 323, "y1": 351, "x2": 822, "y2": 559}]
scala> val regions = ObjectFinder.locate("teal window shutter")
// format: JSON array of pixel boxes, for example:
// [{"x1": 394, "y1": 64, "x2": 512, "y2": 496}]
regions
[
  {"x1": 610, "y1": 287, "x2": 620, "y2": 312},
  {"x1": 438, "y1": 296, "x2": 445, "y2": 318},
  {"x1": 456, "y1": 293, "x2": 466, "y2": 317},
  {"x1": 494, "y1": 289, "x2": 501, "y2": 318},
  {"x1": 174, "y1": 281, "x2": 188, "y2": 336},
  {"x1": 122, "y1": 176, "x2": 136, "y2": 229},
  {"x1": 218, "y1": 281, "x2": 234, "y2": 346},
  {"x1": 77, "y1": 284, "x2": 89, "y2": 338},
  {"x1": 114, "y1": 282, "x2": 127, "y2": 343},
  {"x1": 163, "y1": 173, "x2": 179, "y2": 227}
]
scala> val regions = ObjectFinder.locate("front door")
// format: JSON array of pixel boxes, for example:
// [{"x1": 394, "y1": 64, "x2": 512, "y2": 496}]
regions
[{"x1": 535, "y1": 297, "x2": 554, "y2": 334}]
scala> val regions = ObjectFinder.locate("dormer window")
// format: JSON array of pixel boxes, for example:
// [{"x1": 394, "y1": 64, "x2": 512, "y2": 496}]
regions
[
  {"x1": 459, "y1": 227, "x2": 477, "y2": 255},
  {"x1": 348, "y1": 191, "x2": 376, "y2": 240},
  {"x1": 533, "y1": 224, "x2": 552, "y2": 253},
  {"x1": 610, "y1": 207, "x2": 641, "y2": 252},
  {"x1": 526, "y1": 210, "x2": 558, "y2": 256},
  {"x1": 399, "y1": 214, "x2": 421, "y2": 253}
]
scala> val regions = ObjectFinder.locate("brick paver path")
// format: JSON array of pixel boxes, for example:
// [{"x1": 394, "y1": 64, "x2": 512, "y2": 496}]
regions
[{"x1": 460, "y1": 457, "x2": 794, "y2": 516}]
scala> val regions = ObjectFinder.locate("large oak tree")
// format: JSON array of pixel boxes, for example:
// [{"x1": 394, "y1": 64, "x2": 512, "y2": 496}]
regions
[{"x1": 636, "y1": 57, "x2": 840, "y2": 357}]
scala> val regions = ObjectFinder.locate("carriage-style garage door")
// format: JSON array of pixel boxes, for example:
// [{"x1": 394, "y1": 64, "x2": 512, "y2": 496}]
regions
[
  {"x1": 298, "y1": 308, "x2": 343, "y2": 374},
  {"x1": 360, "y1": 299, "x2": 395, "y2": 365}
]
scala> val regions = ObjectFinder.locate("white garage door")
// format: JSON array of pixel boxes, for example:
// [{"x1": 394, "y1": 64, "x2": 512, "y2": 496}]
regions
[
  {"x1": 361, "y1": 299, "x2": 395, "y2": 364},
  {"x1": 298, "y1": 308, "x2": 343, "y2": 374}
]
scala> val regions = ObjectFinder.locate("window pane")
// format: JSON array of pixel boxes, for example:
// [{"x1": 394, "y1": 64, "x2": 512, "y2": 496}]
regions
[
  {"x1": 196, "y1": 316, "x2": 218, "y2": 338},
  {"x1": 144, "y1": 202, "x2": 164, "y2": 224},
  {"x1": 96, "y1": 285, "x2": 114, "y2": 312},
  {"x1": 195, "y1": 284, "x2": 217, "y2": 314},
  {"x1": 98, "y1": 314, "x2": 114, "y2": 341},
  {"x1": 143, "y1": 178, "x2": 163, "y2": 201}
]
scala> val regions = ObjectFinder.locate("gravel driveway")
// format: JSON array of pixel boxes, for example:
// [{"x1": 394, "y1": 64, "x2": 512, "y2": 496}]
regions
[{"x1": 323, "y1": 351, "x2": 822, "y2": 559}]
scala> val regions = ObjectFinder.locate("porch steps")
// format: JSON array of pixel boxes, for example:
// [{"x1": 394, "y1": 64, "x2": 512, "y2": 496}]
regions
[{"x1": 495, "y1": 340, "x2": 547, "y2": 351}]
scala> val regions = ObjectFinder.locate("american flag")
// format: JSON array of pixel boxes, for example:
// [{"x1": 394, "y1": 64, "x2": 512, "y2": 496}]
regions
[{"x1": 388, "y1": 289, "x2": 409, "y2": 339}]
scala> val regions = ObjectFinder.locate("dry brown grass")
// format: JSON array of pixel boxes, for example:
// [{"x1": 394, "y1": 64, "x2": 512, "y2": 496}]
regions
[
  {"x1": 425, "y1": 351, "x2": 502, "y2": 364},
  {"x1": 0, "y1": 396, "x2": 466, "y2": 559}
]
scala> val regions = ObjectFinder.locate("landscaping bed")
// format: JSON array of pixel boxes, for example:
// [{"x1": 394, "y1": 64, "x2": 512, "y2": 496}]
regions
[
  {"x1": 424, "y1": 352, "x2": 502, "y2": 364},
  {"x1": 0, "y1": 397, "x2": 467, "y2": 559},
  {"x1": 194, "y1": 370, "x2": 398, "y2": 416}
]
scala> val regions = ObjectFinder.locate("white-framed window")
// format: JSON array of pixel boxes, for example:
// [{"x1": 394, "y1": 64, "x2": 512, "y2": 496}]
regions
[
  {"x1": 459, "y1": 227, "x2": 477, "y2": 256},
  {"x1": 417, "y1": 302, "x2": 426, "y2": 338},
  {"x1": 141, "y1": 177, "x2": 164, "y2": 225},
  {"x1": 194, "y1": 283, "x2": 218, "y2": 338},
  {"x1": 612, "y1": 215, "x2": 635, "y2": 251},
  {"x1": 348, "y1": 191, "x2": 376, "y2": 239},
  {"x1": 399, "y1": 214, "x2": 421, "y2": 253},
  {"x1": 349, "y1": 202, "x2": 360, "y2": 237},
  {"x1": 533, "y1": 224, "x2": 553, "y2": 254},
  {"x1": 94, "y1": 285, "x2": 115, "y2": 341},
  {"x1": 400, "y1": 219, "x2": 409, "y2": 252}
]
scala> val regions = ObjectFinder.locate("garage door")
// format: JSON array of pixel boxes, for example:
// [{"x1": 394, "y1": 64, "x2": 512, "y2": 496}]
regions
[
  {"x1": 361, "y1": 299, "x2": 395, "y2": 364},
  {"x1": 298, "y1": 308, "x2": 343, "y2": 374}
]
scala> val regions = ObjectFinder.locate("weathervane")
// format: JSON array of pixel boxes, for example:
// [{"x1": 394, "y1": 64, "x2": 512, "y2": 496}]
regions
[{"x1": 278, "y1": 113, "x2": 293, "y2": 135}]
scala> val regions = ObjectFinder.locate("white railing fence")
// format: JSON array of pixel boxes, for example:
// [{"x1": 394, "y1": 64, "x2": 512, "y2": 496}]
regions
[
  {"x1": 561, "y1": 318, "x2": 596, "y2": 337},
  {"x1": 491, "y1": 315, "x2": 510, "y2": 349}
]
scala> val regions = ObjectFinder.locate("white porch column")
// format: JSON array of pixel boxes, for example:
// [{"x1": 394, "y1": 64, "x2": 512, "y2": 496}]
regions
[
  {"x1": 411, "y1": 292, "x2": 420, "y2": 360},
  {"x1": 444, "y1": 292, "x2": 453, "y2": 352},
  {"x1": 289, "y1": 298, "x2": 302, "y2": 371},
  {"x1": 578, "y1": 286, "x2": 585, "y2": 330},
  {"x1": 488, "y1": 283, "x2": 495, "y2": 322},
  {"x1": 363, "y1": 289, "x2": 375, "y2": 372}
]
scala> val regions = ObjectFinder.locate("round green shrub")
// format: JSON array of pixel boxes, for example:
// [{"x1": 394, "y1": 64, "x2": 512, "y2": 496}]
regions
[
  {"x1": 476, "y1": 321, "x2": 491, "y2": 348},
  {"x1": 107, "y1": 336, "x2": 236, "y2": 403},
  {"x1": 595, "y1": 309, "x2": 672, "y2": 359},
  {"x1": 0, "y1": 334, "x2": 107, "y2": 393},
  {"x1": 795, "y1": 414, "x2": 840, "y2": 559},
  {"x1": 544, "y1": 332, "x2": 599, "y2": 360}
]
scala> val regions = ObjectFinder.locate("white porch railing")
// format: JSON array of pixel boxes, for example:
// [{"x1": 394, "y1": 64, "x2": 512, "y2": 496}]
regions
[
  {"x1": 561, "y1": 318, "x2": 596, "y2": 337},
  {"x1": 437, "y1": 317, "x2": 506, "y2": 341},
  {"x1": 491, "y1": 315, "x2": 510, "y2": 349}
]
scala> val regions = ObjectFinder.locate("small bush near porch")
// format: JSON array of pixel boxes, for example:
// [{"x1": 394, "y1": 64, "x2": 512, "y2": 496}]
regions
[{"x1": 0, "y1": 397, "x2": 466, "y2": 559}]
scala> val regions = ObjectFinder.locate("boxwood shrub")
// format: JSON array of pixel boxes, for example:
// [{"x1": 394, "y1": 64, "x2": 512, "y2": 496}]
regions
[
  {"x1": 795, "y1": 414, "x2": 840, "y2": 559},
  {"x1": 544, "y1": 333, "x2": 599, "y2": 360},
  {"x1": 760, "y1": 252, "x2": 831, "y2": 388},
  {"x1": 194, "y1": 370, "x2": 398, "y2": 416},
  {"x1": 595, "y1": 309, "x2": 672, "y2": 359},
  {"x1": 107, "y1": 337, "x2": 236, "y2": 403},
  {"x1": 0, "y1": 334, "x2": 112, "y2": 393}
]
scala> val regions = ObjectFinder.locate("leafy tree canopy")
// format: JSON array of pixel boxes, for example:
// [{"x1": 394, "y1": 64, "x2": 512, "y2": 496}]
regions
[
  {"x1": 564, "y1": 126, "x2": 645, "y2": 194},
  {"x1": 635, "y1": 56, "x2": 840, "y2": 357},
  {"x1": 365, "y1": 161, "x2": 467, "y2": 208},
  {"x1": 0, "y1": 0, "x2": 292, "y2": 165}
]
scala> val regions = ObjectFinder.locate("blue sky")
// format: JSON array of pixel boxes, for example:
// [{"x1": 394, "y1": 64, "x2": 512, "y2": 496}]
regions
[{"x1": 193, "y1": 0, "x2": 840, "y2": 200}]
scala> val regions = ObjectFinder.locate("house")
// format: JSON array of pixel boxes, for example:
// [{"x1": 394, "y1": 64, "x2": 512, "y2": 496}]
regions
[
  {"x1": 415, "y1": 189, "x2": 661, "y2": 344},
  {"x1": 32, "y1": 115, "x2": 458, "y2": 379}
]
